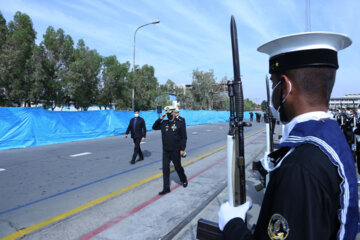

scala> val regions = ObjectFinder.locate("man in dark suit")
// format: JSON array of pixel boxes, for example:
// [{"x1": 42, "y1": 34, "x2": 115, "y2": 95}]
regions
[
  {"x1": 152, "y1": 106, "x2": 188, "y2": 195},
  {"x1": 125, "y1": 110, "x2": 146, "y2": 164}
]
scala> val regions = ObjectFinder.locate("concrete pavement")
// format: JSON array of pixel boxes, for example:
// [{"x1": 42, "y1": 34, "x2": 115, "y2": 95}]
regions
[
  {"x1": 2, "y1": 122, "x2": 360, "y2": 239},
  {"x1": 8, "y1": 127, "x2": 265, "y2": 240}
]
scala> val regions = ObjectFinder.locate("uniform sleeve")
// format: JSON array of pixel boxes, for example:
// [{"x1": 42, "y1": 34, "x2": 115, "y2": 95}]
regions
[
  {"x1": 182, "y1": 117, "x2": 186, "y2": 126},
  {"x1": 142, "y1": 118, "x2": 147, "y2": 138},
  {"x1": 152, "y1": 118, "x2": 162, "y2": 130},
  {"x1": 126, "y1": 119, "x2": 132, "y2": 134},
  {"x1": 223, "y1": 218, "x2": 254, "y2": 240},
  {"x1": 253, "y1": 146, "x2": 340, "y2": 240},
  {"x1": 180, "y1": 121, "x2": 187, "y2": 151}
]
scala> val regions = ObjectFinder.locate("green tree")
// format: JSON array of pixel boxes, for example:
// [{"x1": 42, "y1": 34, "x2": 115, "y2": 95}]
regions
[
  {"x1": 244, "y1": 98, "x2": 256, "y2": 111},
  {"x1": 160, "y1": 79, "x2": 176, "y2": 93},
  {"x1": 0, "y1": 11, "x2": 36, "y2": 106},
  {"x1": 0, "y1": 12, "x2": 6, "y2": 49},
  {"x1": 131, "y1": 64, "x2": 159, "y2": 110},
  {"x1": 0, "y1": 12, "x2": 7, "y2": 106},
  {"x1": 158, "y1": 79, "x2": 183, "y2": 108},
  {"x1": 26, "y1": 44, "x2": 47, "y2": 106},
  {"x1": 177, "y1": 91, "x2": 194, "y2": 110},
  {"x1": 261, "y1": 100, "x2": 267, "y2": 112},
  {"x1": 191, "y1": 69, "x2": 217, "y2": 110},
  {"x1": 211, "y1": 76, "x2": 229, "y2": 110},
  {"x1": 155, "y1": 93, "x2": 172, "y2": 109},
  {"x1": 41, "y1": 26, "x2": 74, "y2": 110},
  {"x1": 64, "y1": 39, "x2": 102, "y2": 110},
  {"x1": 99, "y1": 56, "x2": 130, "y2": 110}
]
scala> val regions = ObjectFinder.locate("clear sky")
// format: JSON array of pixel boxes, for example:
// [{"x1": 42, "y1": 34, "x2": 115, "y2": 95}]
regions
[{"x1": 1, "y1": 0, "x2": 359, "y2": 103}]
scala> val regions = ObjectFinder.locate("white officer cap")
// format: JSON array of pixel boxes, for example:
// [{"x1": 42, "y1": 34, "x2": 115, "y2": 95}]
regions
[
  {"x1": 164, "y1": 106, "x2": 175, "y2": 113},
  {"x1": 257, "y1": 32, "x2": 352, "y2": 74}
]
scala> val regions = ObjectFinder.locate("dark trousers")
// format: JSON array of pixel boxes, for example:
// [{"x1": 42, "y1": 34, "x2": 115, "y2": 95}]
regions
[
  {"x1": 162, "y1": 150, "x2": 187, "y2": 190},
  {"x1": 131, "y1": 138, "x2": 143, "y2": 161}
]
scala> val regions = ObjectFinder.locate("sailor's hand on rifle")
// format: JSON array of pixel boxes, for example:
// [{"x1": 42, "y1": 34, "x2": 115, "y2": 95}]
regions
[{"x1": 218, "y1": 201, "x2": 252, "y2": 231}]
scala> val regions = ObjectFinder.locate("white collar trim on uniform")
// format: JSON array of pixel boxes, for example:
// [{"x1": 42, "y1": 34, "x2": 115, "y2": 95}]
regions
[{"x1": 280, "y1": 111, "x2": 332, "y2": 143}]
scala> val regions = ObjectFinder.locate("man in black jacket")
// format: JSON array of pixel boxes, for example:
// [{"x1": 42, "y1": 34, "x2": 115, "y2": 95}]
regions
[
  {"x1": 125, "y1": 110, "x2": 146, "y2": 164},
  {"x1": 152, "y1": 106, "x2": 188, "y2": 195}
]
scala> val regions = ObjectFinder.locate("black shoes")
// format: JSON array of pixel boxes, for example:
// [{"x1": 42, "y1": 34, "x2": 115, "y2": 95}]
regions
[
  {"x1": 158, "y1": 189, "x2": 170, "y2": 195},
  {"x1": 182, "y1": 180, "x2": 188, "y2": 188},
  {"x1": 130, "y1": 160, "x2": 135, "y2": 164},
  {"x1": 139, "y1": 156, "x2": 144, "y2": 161}
]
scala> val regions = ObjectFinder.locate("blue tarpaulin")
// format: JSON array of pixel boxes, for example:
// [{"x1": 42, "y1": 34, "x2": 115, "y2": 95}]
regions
[{"x1": 0, "y1": 107, "x2": 252, "y2": 151}]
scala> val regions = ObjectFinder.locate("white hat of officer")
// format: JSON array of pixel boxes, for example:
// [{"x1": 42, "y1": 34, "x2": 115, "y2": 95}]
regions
[
  {"x1": 164, "y1": 106, "x2": 175, "y2": 113},
  {"x1": 257, "y1": 32, "x2": 352, "y2": 74}
]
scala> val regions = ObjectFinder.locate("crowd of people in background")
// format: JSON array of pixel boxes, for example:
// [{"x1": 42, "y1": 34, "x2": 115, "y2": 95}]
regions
[
  {"x1": 250, "y1": 106, "x2": 360, "y2": 180},
  {"x1": 331, "y1": 105, "x2": 360, "y2": 179}
]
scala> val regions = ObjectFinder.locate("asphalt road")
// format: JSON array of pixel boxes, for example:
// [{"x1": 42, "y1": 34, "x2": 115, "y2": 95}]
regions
[{"x1": 0, "y1": 120, "x2": 265, "y2": 238}]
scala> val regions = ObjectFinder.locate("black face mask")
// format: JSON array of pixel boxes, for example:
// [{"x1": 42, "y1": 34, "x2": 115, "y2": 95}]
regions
[{"x1": 167, "y1": 113, "x2": 174, "y2": 120}]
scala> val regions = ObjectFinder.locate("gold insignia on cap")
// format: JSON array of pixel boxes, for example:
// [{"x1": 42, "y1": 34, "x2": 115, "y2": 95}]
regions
[
  {"x1": 267, "y1": 214, "x2": 290, "y2": 240},
  {"x1": 275, "y1": 62, "x2": 279, "y2": 67}
]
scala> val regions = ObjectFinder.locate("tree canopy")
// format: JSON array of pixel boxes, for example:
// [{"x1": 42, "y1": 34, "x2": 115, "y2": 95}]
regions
[{"x1": 0, "y1": 11, "x2": 260, "y2": 111}]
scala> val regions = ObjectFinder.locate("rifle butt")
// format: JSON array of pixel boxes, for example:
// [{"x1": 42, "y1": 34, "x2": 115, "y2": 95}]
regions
[{"x1": 196, "y1": 219, "x2": 224, "y2": 240}]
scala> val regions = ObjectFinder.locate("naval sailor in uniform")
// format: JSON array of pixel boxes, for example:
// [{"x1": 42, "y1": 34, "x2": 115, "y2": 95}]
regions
[
  {"x1": 218, "y1": 32, "x2": 359, "y2": 240},
  {"x1": 152, "y1": 106, "x2": 188, "y2": 195}
]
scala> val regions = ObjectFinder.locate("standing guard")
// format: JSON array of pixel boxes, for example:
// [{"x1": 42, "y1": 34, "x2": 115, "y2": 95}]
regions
[
  {"x1": 219, "y1": 32, "x2": 358, "y2": 239},
  {"x1": 152, "y1": 106, "x2": 188, "y2": 195}
]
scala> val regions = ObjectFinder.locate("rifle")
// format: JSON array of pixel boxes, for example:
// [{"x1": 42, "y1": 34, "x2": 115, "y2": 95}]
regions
[
  {"x1": 196, "y1": 15, "x2": 251, "y2": 239},
  {"x1": 253, "y1": 76, "x2": 273, "y2": 192},
  {"x1": 265, "y1": 76, "x2": 274, "y2": 154}
]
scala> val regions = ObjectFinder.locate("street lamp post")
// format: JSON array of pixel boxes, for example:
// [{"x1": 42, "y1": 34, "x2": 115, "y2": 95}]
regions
[{"x1": 132, "y1": 20, "x2": 160, "y2": 111}]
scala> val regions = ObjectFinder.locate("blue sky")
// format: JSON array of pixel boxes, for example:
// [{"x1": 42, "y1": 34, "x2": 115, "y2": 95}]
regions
[{"x1": 1, "y1": 0, "x2": 359, "y2": 103}]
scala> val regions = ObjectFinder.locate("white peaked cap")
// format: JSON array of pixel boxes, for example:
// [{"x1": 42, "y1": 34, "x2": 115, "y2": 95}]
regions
[
  {"x1": 164, "y1": 106, "x2": 175, "y2": 112},
  {"x1": 257, "y1": 32, "x2": 352, "y2": 74}
]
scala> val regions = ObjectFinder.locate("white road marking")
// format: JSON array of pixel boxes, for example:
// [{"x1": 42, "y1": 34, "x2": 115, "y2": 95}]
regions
[
  {"x1": 192, "y1": 132, "x2": 198, "y2": 135},
  {"x1": 70, "y1": 152, "x2": 92, "y2": 157},
  {"x1": 0, "y1": 168, "x2": 5, "y2": 172},
  {"x1": 140, "y1": 142, "x2": 146, "y2": 144}
]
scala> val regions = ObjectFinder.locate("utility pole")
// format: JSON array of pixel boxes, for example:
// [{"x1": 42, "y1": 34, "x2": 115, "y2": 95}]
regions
[{"x1": 132, "y1": 20, "x2": 160, "y2": 111}]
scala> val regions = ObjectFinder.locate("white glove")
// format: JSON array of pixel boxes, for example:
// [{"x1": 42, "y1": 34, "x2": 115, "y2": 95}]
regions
[{"x1": 218, "y1": 201, "x2": 252, "y2": 231}]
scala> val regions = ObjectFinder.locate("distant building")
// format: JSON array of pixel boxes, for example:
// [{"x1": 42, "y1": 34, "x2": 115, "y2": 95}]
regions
[
  {"x1": 179, "y1": 82, "x2": 228, "y2": 95},
  {"x1": 329, "y1": 94, "x2": 360, "y2": 109}
]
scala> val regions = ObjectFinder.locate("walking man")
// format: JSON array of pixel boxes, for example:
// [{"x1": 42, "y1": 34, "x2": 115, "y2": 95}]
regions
[
  {"x1": 125, "y1": 109, "x2": 146, "y2": 164},
  {"x1": 152, "y1": 106, "x2": 188, "y2": 195},
  {"x1": 249, "y1": 111, "x2": 254, "y2": 121}
]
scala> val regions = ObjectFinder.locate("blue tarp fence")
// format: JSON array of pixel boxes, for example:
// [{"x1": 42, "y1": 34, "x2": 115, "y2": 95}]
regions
[{"x1": 0, "y1": 107, "x2": 251, "y2": 151}]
